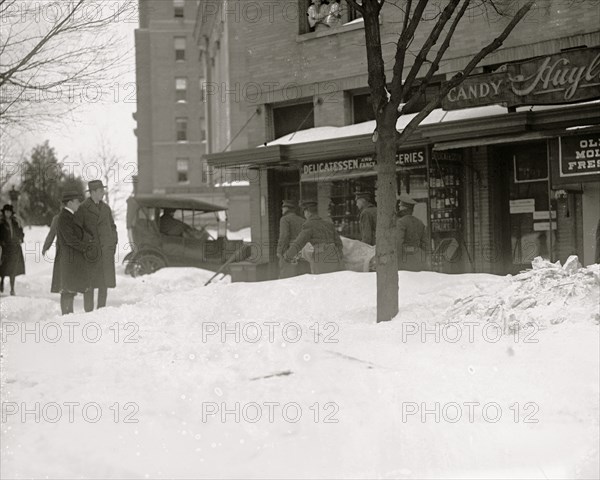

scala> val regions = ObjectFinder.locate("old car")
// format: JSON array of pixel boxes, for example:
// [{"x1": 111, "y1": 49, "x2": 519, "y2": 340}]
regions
[{"x1": 124, "y1": 194, "x2": 246, "y2": 276}]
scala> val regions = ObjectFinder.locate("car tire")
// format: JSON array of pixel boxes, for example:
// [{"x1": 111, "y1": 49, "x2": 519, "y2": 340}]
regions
[{"x1": 130, "y1": 253, "x2": 166, "y2": 277}]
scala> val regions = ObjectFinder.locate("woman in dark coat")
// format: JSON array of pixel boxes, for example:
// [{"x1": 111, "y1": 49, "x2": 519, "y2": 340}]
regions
[{"x1": 0, "y1": 204, "x2": 25, "y2": 295}]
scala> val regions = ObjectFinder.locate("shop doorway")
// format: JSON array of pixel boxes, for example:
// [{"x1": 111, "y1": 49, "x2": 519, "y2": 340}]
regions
[{"x1": 491, "y1": 142, "x2": 558, "y2": 275}]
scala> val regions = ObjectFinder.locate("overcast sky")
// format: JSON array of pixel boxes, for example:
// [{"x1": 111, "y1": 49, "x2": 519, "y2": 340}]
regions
[{"x1": 17, "y1": 17, "x2": 138, "y2": 186}]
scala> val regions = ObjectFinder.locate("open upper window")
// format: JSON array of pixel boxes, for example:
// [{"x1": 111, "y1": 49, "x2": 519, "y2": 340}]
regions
[{"x1": 299, "y1": 0, "x2": 363, "y2": 35}]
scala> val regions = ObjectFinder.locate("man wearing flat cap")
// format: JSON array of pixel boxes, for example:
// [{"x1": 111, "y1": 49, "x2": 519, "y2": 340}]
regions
[
  {"x1": 276, "y1": 200, "x2": 310, "y2": 278},
  {"x1": 51, "y1": 191, "x2": 93, "y2": 314},
  {"x1": 396, "y1": 194, "x2": 429, "y2": 272},
  {"x1": 284, "y1": 200, "x2": 344, "y2": 275},
  {"x1": 75, "y1": 180, "x2": 118, "y2": 311},
  {"x1": 355, "y1": 191, "x2": 377, "y2": 246}
]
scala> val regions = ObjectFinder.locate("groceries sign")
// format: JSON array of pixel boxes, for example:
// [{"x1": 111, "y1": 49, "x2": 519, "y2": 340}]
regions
[
  {"x1": 442, "y1": 47, "x2": 600, "y2": 110},
  {"x1": 301, "y1": 148, "x2": 426, "y2": 181}
]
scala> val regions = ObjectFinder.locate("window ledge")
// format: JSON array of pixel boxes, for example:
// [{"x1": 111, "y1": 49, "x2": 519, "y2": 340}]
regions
[{"x1": 296, "y1": 18, "x2": 365, "y2": 42}]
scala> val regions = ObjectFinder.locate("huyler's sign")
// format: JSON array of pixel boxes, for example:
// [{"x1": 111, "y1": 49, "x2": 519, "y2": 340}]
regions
[
  {"x1": 442, "y1": 46, "x2": 600, "y2": 110},
  {"x1": 301, "y1": 148, "x2": 426, "y2": 181},
  {"x1": 559, "y1": 134, "x2": 600, "y2": 179}
]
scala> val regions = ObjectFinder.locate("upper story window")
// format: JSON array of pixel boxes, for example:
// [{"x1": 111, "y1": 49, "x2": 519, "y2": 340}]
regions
[
  {"x1": 176, "y1": 158, "x2": 189, "y2": 183},
  {"x1": 299, "y1": 0, "x2": 363, "y2": 34},
  {"x1": 272, "y1": 101, "x2": 315, "y2": 139},
  {"x1": 174, "y1": 0, "x2": 185, "y2": 18},
  {"x1": 175, "y1": 77, "x2": 187, "y2": 102},
  {"x1": 176, "y1": 117, "x2": 188, "y2": 142},
  {"x1": 174, "y1": 37, "x2": 186, "y2": 61}
]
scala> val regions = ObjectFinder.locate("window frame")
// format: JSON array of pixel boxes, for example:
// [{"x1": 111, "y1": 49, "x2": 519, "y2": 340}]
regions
[
  {"x1": 176, "y1": 158, "x2": 190, "y2": 184},
  {"x1": 175, "y1": 117, "x2": 188, "y2": 142},
  {"x1": 175, "y1": 77, "x2": 187, "y2": 103},
  {"x1": 174, "y1": 36, "x2": 186, "y2": 61},
  {"x1": 174, "y1": 0, "x2": 185, "y2": 18}
]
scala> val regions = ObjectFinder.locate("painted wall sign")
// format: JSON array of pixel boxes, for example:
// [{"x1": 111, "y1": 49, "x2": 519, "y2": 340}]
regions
[
  {"x1": 301, "y1": 148, "x2": 426, "y2": 181},
  {"x1": 559, "y1": 134, "x2": 600, "y2": 180},
  {"x1": 442, "y1": 47, "x2": 600, "y2": 110}
]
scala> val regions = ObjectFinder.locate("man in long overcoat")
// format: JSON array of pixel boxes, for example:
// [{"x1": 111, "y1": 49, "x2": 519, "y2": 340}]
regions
[
  {"x1": 355, "y1": 192, "x2": 377, "y2": 246},
  {"x1": 276, "y1": 200, "x2": 310, "y2": 278},
  {"x1": 283, "y1": 200, "x2": 344, "y2": 275},
  {"x1": 51, "y1": 191, "x2": 93, "y2": 315},
  {"x1": 75, "y1": 180, "x2": 118, "y2": 312},
  {"x1": 396, "y1": 195, "x2": 429, "y2": 272}
]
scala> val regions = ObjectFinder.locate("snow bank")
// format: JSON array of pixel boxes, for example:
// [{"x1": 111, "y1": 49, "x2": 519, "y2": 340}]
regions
[
  {"x1": 445, "y1": 256, "x2": 600, "y2": 331},
  {"x1": 1, "y1": 226, "x2": 599, "y2": 479}
]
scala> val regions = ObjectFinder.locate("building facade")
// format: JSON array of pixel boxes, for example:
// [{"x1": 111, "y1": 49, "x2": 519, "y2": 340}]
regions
[
  {"x1": 134, "y1": 0, "x2": 249, "y2": 230},
  {"x1": 198, "y1": 0, "x2": 600, "y2": 279}
]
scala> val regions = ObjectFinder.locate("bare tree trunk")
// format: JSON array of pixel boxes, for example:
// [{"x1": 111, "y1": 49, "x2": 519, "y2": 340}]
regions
[{"x1": 375, "y1": 120, "x2": 399, "y2": 322}]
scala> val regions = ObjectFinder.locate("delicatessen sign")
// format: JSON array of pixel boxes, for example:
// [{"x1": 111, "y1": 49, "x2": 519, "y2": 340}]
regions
[{"x1": 301, "y1": 148, "x2": 426, "y2": 181}]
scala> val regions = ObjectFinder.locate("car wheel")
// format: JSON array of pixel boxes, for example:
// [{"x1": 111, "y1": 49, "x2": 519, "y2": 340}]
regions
[{"x1": 130, "y1": 254, "x2": 166, "y2": 277}]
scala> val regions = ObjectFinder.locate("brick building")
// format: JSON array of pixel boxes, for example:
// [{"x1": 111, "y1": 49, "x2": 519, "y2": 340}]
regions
[
  {"x1": 198, "y1": 0, "x2": 600, "y2": 280},
  {"x1": 134, "y1": 0, "x2": 249, "y2": 230}
]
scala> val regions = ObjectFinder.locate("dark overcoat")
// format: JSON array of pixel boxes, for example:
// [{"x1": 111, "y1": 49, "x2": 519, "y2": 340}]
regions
[
  {"x1": 0, "y1": 217, "x2": 25, "y2": 277},
  {"x1": 396, "y1": 214, "x2": 429, "y2": 272},
  {"x1": 277, "y1": 211, "x2": 310, "y2": 278},
  {"x1": 75, "y1": 198, "x2": 118, "y2": 288},
  {"x1": 284, "y1": 214, "x2": 344, "y2": 274},
  {"x1": 51, "y1": 208, "x2": 92, "y2": 294},
  {"x1": 359, "y1": 204, "x2": 377, "y2": 246}
]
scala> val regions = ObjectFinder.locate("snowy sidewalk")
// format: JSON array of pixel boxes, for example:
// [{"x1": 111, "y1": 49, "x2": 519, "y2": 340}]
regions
[{"x1": 0, "y1": 227, "x2": 598, "y2": 479}]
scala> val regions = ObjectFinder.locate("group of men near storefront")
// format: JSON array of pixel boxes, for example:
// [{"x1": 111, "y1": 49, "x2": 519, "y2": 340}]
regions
[{"x1": 276, "y1": 191, "x2": 429, "y2": 278}]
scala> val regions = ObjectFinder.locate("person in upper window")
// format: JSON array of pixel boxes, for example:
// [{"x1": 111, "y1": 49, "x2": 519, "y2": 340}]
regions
[
  {"x1": 308, "y1": 0, "x2": 330, "y2": 31},
  {"x1": 326, "y1": 0, "x2": 342, "y2": 27}
]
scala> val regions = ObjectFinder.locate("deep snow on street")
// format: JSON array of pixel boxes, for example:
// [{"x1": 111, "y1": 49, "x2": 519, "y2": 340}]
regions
[{"x1": 1, "y1": 226, "x2": 599, "y2": 479}]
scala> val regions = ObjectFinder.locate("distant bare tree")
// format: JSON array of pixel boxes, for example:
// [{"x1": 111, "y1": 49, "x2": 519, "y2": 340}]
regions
[{"x1": 0, "y1": 0, "x2": 136, "y2": 133}]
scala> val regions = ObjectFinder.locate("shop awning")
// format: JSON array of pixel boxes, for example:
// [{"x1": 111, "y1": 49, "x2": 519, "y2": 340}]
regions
[
  {"x1": 205, "y1": 102, "x2": 600, "y2": 169},
  {"x1": 433, "y1": 131, "x2": 550, "y2": 150}
]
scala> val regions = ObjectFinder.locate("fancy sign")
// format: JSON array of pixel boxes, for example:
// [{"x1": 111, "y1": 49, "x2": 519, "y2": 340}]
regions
[{"x1": 442, "y1": 47, "x2": 600, "y2": 110}]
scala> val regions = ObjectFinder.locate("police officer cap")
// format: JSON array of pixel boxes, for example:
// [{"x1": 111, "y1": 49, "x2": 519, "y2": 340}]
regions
[
  {"x1": 397, "y1": 194, "x2": 417, "y2": 206},
  {"x1": 62, "y1": 190, "x2": 81, "y2": 202},
  {"x1": 281, "y1": 199, "x2": 297, "y2": 208},
  {"x1": 355, "y1": 191, "x2": 373, "y2": 201},
  {"x1": 300, "y1": 199, "x2": 318, "y2": 209}
]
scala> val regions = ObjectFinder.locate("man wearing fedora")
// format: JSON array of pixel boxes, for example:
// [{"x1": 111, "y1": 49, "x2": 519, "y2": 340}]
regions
[
  {"x1": 283, "y1": 200, "x2": 344, "y2": 275},
  {"x1": 396, "y1": 194, "x2": 429, "y2": 272},
  {"x1": 276, "y1": 200, "x2": 310, "y2": 279},
  {"x1": 51, "y1": 191, "x2": 93, "y2": 314},
  {"x1": 75, "y1": 180, "x2": 118, "y2": 311},
  {"x1": 355, "y1": 191, "x2": 377, "y2": 246}
]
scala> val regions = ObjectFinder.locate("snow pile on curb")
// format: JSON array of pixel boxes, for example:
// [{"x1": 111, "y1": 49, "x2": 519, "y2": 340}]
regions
[{"x1": 444, "y1": 256, "x2": 600, "y2": 332}]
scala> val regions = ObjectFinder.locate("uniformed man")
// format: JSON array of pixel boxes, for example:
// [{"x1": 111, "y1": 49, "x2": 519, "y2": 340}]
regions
[
  {"x1": 396, "y1": 194, "x2": 428, "y2": 272},
  {"x1": 276, "y1": 200, "x2": 310, "y2": 278},
  {"x1": 355, "y1": 191, "x2": 377, "y2": 246},
  {"x1": 284, "y1": 200, "x2": 344, "y2": 275}
]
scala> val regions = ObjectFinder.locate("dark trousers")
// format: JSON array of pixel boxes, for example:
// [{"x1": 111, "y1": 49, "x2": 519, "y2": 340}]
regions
[
  {"x1": 83, "y1": 288, "x2": 107, "y2": 312},
  {"x1": 60, "y1": 292, "x2": 75, "y2": 315}
]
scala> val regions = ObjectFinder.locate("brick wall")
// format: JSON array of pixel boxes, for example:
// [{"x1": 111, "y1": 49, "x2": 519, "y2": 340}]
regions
[{"x1": 200, "y1": 0, "x2": 599, "y2": 148}]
